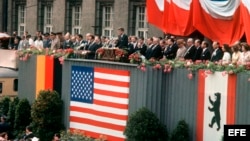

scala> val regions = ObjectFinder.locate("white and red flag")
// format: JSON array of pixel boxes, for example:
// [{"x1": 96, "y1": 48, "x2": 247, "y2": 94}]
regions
[
  {"x1": 147, "y1": 0, "x2": 165, "y2": 30},
  {"x1": 166, "y1": 0, "x2": 195, "y2": 36},
  {"x1": 193, "y1": 0, "x2": 244, "y2": 45},
  {"x1": 197, "y1": 70, "x2": 236, "y2": 141},
  {"x1": 241, "y1": 0, "x2": 250, "y2": 44}
]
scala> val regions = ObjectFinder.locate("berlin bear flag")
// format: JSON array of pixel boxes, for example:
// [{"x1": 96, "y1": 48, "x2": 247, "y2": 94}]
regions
[
  {"x1": 197, "y1": 70, "x2": 236, "y2": 141},
  {"x1": 69, "y1": 66, "x2": 130, "y2": 141}
]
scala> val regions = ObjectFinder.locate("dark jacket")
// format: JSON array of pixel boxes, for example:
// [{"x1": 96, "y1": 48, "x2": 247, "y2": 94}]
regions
[
  {"x1": 200, "y1": 48, "x2": 211, "y2": 61},
  {"x1": 210, "y1": 48, "x2": 223, "y2": 62},
  {"x1": 184, "y1": 45, "x2": 196, "y2": 60},
  {"x1": 164, "y1": 43, "x2": 178, "y2": 60},
  {"x1": 116, "y1": 34, "x2": 128, "y2": 49}
]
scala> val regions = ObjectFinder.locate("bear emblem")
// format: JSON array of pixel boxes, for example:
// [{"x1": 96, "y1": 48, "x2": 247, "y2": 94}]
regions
[{"x1": 208, "y1": 92, "x2": 221, "y2": 131}]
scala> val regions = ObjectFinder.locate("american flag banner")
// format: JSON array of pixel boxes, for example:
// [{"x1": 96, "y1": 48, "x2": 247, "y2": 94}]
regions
[{"x1": 69, "y1": 66, "x2": 130, "y2": 141}]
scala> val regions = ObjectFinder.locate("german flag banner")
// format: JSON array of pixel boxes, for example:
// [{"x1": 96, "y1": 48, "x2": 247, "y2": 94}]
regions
[
  {"x1": 197, "y1": 70, "x2": 236, "y2": 141},
  {"x1": 35, "y1": 55, "x2": 61, "y2": 97}
]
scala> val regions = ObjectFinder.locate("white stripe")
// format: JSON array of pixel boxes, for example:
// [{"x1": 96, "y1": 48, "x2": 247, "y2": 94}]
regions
[
  {"x1": 70, "y1": 111, "x2": 127, "y2": 126},
  {"x1": 95, "y1": 72, "x2": 130, "y2": 82},
  {"x1": 94, "y1": 83, "x2": 129, "y2": 93},
  {"x1": 70, "y1": 101, "x2": 128, "y2": 115},
  {"x1": 203, "y1": 72, "x2": 228, "y2": 141},
  {"x1": 70, "y1": 122, "x2": 126, "y2": 138},
  {"x1": 172, "y1": 0, "x2": 191, "y2": 10},
  {"x1": 200, "y1": 0, "x2": 240, "y2": 19},
  {"x1": 242, "y1": 0, "x2": 250, "y2": 14},
  {"x1": 94, "y1": 93, "x2": 129, "y2": 105},
  {"x1": 155, "y1": 0, "x2": 165, "y2": 12}
]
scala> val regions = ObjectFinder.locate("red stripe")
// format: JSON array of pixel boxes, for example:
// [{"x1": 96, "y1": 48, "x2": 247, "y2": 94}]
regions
[
  {"x1": 45, "y1": 56, "x2": 54, "y2": 90},
  {"x1": 94, "y1": 78, "x2": 130, "y2": 87},
  {"x1": 196, "y1": 70, "x2": 205, "y2": 141},
  {"x1": 95, "y1": 67, "x2": 130, "y2": 76},
  {"x1": 69, "y1": 128, "x2": 125, "y2": 141},
  {"x1": 70, "y1": 116, "x2": 125, "y2": 131},
  {"x1": 227, "y1": 74, "x2": 236, "y2": 124},
  {"x1": 94, "y1": 89, "x2": 128, "y2": 98},
  {"x1": 70, "y1": 106, "x2": 128, "y2": 120},
  {"x1": 93, "y1": 99, "x2": 128, "y2": 109}
]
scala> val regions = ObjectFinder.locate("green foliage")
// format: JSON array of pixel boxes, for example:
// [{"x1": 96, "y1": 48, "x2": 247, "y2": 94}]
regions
[
  {"x1": 31, "y1": 90, "x2": 63, "y2": 141},
  {"x1": 7, "y1": 97, "x2": 19, "y2": 139},
  {"x1": 124, "y1": 107, "x2": 168, "y2": 141},
  {"x1": 0, "y1": 96, "x2": 11, "y2": 116},
  {"x1": 170, "y1": 120, "x2": 189, "y2": 141},
  {"x1": 14, "y1": 98, "x2": 31, "y2": 137},
  {"x1": 60, "y1": 130, "x2": 93, "y2": 141}
]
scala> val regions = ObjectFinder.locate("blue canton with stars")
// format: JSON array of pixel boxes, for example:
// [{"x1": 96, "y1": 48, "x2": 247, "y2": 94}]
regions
[{"x1": 71, "y1": 66, "x2": 94, "y2": 104}]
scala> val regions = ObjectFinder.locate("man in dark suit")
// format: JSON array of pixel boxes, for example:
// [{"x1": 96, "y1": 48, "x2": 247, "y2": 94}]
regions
[
  {"x1": 145, "y1": 37, "x2": 154, "y2": 60},
  {"x1": 150, "y1": 37, "x2": 162, "y2": 60},
  {"x1": 200, "y1": 41, "x2": 211, "y2": 61},
  {"x1": 138, "y1": 37, "x2": 147, "y2": 56},
  {"x1": 210, "y1": 41, "x2": 223, "y2": 62},
  {"x1": 164, "y1": 38, "x2": 178, "y2": 60},
  {"x1": 86, "y1": 34, "x2": 100, "y2": 59},
  {"x1": 23, "y1": 126, "x2": 34, "y2": 140},
  {"x1": 193, "y1": 39, "x2": 203, "y2": 61},
  {"x1": 184, "y1": 38, "x2": 197, "y2": 61},
  {"x1": 116, "y1": 27, "x2": 128, "y2": 49},
  {"x1": 128, "y1": 36, "x2": 138, "y2": 55}
]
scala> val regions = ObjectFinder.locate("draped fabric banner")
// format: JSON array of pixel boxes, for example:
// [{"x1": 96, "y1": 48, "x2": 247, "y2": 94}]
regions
[
  {"x1": 166, "y1": 0, "x2": 195, "y2": 36},
  {"x1": 147, "y1": 0, "x2": 250, "y2": 44},
  {"x1": 147, "y1": 0, "x2": 165, "y2": 30},
  {"x1": 197, "y1": 70, "x2": 236, "y2": 141},
  {"x1": 193, "y1": 0, "x2": 244, "y2": 45},
  {"x1": 241, "y1": 0, "x2": 250, "y2": 44}
]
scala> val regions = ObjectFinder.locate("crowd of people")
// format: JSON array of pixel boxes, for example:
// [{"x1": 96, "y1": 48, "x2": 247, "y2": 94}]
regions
[
  {"x1": 0, "y1": 115, "x2": 60, "y2": 141},
  {"x1": 4, "y1": 27, "x2": 250, "y2": 64}
]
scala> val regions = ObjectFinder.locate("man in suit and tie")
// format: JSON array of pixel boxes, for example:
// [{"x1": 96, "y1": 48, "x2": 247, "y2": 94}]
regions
[
  {"x1": 164, "y1": 38, "x2": 178, "y2": 60},
  {"x1": 193, "y1": 39, "x2": 203, "y2": 61},
  {"x1": 128, "y1": 36, "x2": 138, "y2": 55},
  {"x1": 145, "y1": 37, "x2": 154, "y2": 60},
  {"x1": 50, "y1": 32, "x2": 60, "y2": 50},
  {"x1": 116, "y1": 27, "x2": 128, "y2": 49},
  {"x1": 150, "y1": 37, "x2": 162, "y2": 60},
  {"x1": 200, "y1": 41, "x2": 211, "y2": 61},
  {"x1": 138, "y1": 37, "x2": 147, "y2": 56},
  {"x1": 184, "y1": 38, "x2": 196, "y2": 61},
  {"x1": 210, "y1": 41, "x2": 223, "y2": 62},
  {"x1": 86, "y1": 34, "x2": 100, "y2": 59}
]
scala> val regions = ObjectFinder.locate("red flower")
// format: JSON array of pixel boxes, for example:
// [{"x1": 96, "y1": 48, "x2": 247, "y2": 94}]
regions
[{"x1": 187, "y1": 73, "x2": 193, "y2": 80}]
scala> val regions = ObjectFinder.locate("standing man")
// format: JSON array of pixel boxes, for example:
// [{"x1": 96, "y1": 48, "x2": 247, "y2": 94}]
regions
[
  {"x1": 184, "y1": 38, "x2": 196, "y2": 61},
  {"x1": 200, "y1": 41, "x2": 211, "y2": 61},
  {"x1": 210, "y1": 41, "x2": 223, "y2": 62},
  {"x1": 50, "y1": 32, "x2": 60, "y2": 50},
  {"x1": 193, "y1": 39, "x2": 203, "y2": 61},
  {"x1": 116, "y1": 27, "x2": 128, "y2": 49}
]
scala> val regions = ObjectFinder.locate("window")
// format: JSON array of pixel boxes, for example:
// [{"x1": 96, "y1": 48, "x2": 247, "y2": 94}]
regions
[
  {"x1": 72, "y1": 6, "x2": 82, "y2": 35},
  {"x1": 44, "y1": 6, "x2": 53, "y2": 33},
  {"x1": 102, "y1": 6, "x2": 114, "y2": 38},
  {"x1": 136, "y1": 6, "x2": 148, "y2": 39},
  {"x1": 18, "y1": 5, "x2": 26, "y2": 36},
  {"x1": 13, "y1": 79, "x2": 18, "y2": 91}
]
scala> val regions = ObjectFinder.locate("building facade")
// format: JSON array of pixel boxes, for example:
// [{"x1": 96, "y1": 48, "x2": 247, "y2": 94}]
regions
[{"x1": 0, "y1": 0, "x2": 163, "y2": 38}]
